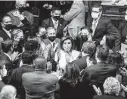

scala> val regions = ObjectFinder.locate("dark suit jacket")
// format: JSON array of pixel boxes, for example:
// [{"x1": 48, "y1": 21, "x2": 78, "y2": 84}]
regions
[
  {"x1": 74, "y1": 56, "x2": 87, "y2": 71},
  {"x1": 0, "y1": 29, "x2": 12, "y2": 41},
  {"x1": 93, "y1": 95, "x2": 125, "y2": 99},
  {"x1": 83, "y1": 62, "x2": 117, "y2": 90},
  {"x1": 118, "y1": 20, "x2": 127, "y2": 43},
  {"x1": 89, "y1": 17, "x2": 121, "y2": 51},
  {"x1": 8, "y1": 64, "x2": 34, "y2": 99},
  {"x1": 42, "y1": 18, "x2": 66, "y2": 38},
  {"x1": 0, "y1": 52, "x2": 13, "y2": 84},
  {"x1": 22, "y1": 71, "x2": 58, "y2": 99}
]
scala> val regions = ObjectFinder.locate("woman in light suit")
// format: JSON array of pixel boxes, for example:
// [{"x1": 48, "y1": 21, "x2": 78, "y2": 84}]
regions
[{"x1": 55, "y1": 36, "x2": 80, "y2": 71}]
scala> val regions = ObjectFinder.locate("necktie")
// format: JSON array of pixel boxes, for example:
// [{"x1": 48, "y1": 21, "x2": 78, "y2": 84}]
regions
[{"x1": 92, "y1": 20, "x2": 97, "y2": 36}]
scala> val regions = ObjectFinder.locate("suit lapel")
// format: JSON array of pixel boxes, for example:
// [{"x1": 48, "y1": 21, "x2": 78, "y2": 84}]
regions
[
  {"x1": 49, "y1": 18, "x2": 54, "y2": 28},
  {"x1": 3, "y1": 30, "x2": 11, "y2": 39}
]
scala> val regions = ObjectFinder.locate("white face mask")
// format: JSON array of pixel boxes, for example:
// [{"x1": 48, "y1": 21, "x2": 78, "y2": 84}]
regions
[
  {"x1": 91, "y1": 12, "x2": 99, "y2": 19},
  {"x1": 125, "y1": 15, "x2": 127, "y2": 20}
]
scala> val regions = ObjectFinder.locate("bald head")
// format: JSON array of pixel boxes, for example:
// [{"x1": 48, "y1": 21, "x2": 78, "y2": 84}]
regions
[
  {"x1": 34, "y1": 57, "x2": 47, "y2": 70},
  {"x1": 47, "y1": 27, "x2": 56, "y2": 37}
]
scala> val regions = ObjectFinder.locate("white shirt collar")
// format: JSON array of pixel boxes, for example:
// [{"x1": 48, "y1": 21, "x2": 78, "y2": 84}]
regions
[
  {"x1": 2, "y1": 28, "x2": 11, "y2": 38},
  {"x1": 4, "y1": 52, "x2": 11, "y2": 60},
  {"x1": 51, "y1": 17, "x2": 58, "y2": 24}
]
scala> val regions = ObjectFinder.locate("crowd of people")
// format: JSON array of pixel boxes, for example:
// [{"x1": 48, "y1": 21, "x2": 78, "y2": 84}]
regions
[{"x1": 0, "y1": 0, "x2": 127, "y2": 99}]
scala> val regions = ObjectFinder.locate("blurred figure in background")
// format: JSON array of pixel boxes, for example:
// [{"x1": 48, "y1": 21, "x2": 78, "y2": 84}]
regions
[
  {"x1": 62, "y1": 0, "x2": 85, "y2": 49},
  {"x1": 7, "y1": 0, "x2": 33, "y2": 27}
]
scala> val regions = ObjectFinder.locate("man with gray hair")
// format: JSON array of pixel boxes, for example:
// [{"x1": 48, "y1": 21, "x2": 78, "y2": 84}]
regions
[{"x1": 22, "y1": 57, "x2": 58, "y2": 99}]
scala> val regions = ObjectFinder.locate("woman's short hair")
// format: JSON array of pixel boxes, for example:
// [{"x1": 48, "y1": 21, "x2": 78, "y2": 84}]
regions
[
  {"x1": 81, "y1": 41, "x2": 96, "y2": 57},
  {"x1": 107, "y1": 52, "x2": 124, "y2": 69},
  {"x1": 60, "y1": 36, "x2": 74, "y2": 51},
  {"x1": 103, "y1": 77, "x2": 121, "y2": 96},
  {"x1": 0, "y1": 85, "x2": 17, "y2": 99},
  {"x1": 61, "y1": 62, "x2": 80, "y2": 87}
]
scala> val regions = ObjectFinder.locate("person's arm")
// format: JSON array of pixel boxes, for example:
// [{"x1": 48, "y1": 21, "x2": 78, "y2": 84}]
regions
[
  {"x1": 63, "y1": 2, "x2": 81, "y2": 21},
  {"x1": 121, "y1": 84, "x2": 127, "y2": 92},
  {"x1": 106, "y1": 19, "x2": 121, "y2": 51},
  {"x1": 42, "y1": 20, "x2": 48, "y2": 28}
]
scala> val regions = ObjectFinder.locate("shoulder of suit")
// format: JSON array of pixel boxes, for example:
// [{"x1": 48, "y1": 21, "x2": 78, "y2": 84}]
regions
[
  {"x1": 43, "y1": 39, "x2": 50, "y2": 44},
  {"x1": 100, "y1": 17, "x2": 111, "y2": 23},
  {"x1": 55, "y1": 38, "x2": 61, "y2": 42},
  {"x1": 22, "y1": 71, "x2": 34, "y2": 78},
  {"x1": 7, "y1": 9, "x2": 16, "y2": 15},
  {"x1": 0, "y1": 29, "x2": 5, "y2": 33},
  {"x1": 48, "y1": 73, "x2": 59, "y2": 81},
  {"x1": 42, "y1": 18, "x2": 51, "y2": 23},
  {"x1": 23, "y1": 11, "x2": 33, "y2": 16}
]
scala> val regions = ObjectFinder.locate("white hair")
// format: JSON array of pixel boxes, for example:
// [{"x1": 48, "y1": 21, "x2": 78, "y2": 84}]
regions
[
  {"x1": 103, "y1": 77, "x2": 121, "y2": 96},
  {"x1": 0, "y1": 85, "x2": 17, "y2": 99}
]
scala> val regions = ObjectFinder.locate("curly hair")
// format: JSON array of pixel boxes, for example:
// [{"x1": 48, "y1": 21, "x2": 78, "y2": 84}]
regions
[{"x1": 103, "y1": 77, "x2": 121, "y2": 96}]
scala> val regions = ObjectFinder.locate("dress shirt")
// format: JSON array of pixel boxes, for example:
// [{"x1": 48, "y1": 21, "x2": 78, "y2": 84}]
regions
[
  {"x1": 91, "y1": 13, "x2": 102, "y2": 36},
  {"x1": 51, "y1": 17, "x2": 59, "y2": 30}
]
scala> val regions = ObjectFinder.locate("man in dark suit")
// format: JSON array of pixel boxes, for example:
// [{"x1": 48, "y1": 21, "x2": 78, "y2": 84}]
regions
[
  {"x1": 8, "y1": 51, "x2": 35, "y2": 99},
  {"x1": 89, "y1": 5, "x2": 121, "y2": 51},
  {"x1": 74, "y1": 41, "x2": 96, "y2": 71},
  {"x1": 82, "y1": 45, "x2": 117, "y2": 99},
  {"x1": 42, "y1": 7, "x2": 65, "y2": 38},
  {"x1": 0, "y1": 15, "x2": 13, "y2": 41},
  {"x1": 0, "y1": 40, "x2": 14, "y2": 84},
  {"x1": 22, "y1": 57, "x2": 58, "y2": 99}
]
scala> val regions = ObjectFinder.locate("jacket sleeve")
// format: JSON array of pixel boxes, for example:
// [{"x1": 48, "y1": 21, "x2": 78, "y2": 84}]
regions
[
  {"x1": 42, "y1": 20, "x2": 48, "y2": 28},
  {"x1": 106, "y1": 20, "x2": 121, "y2": 51},
  {"x1": 63, "y1": 2, "x2": 81, "y2": 21}
]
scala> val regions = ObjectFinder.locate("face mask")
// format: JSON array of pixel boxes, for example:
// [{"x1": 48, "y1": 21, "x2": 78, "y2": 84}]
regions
[
  {"x1": 5, "y1": 24, "x2": 13, "y2": 31},
  {"x1": 40, "y1": 35, "x2": 46, "y2": 39},
  {"x1": 91, "y1": 12, "x2": 99, "y2": 19},
  {"x1": 18, "y1": 7, "x2": 26, "y2": 13},
  {"x1": 53, "y1": 16, "x2": 60, "y2": 20},
  {"x1": 125, "y1": 15, "x2": 127, "y2": 20},
  {"x1": 81, "y1": 35, "x2": 88, "y2": 42},
  {"x1": 48, "y1": 36, "x2": 56, "y2": 42}
]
